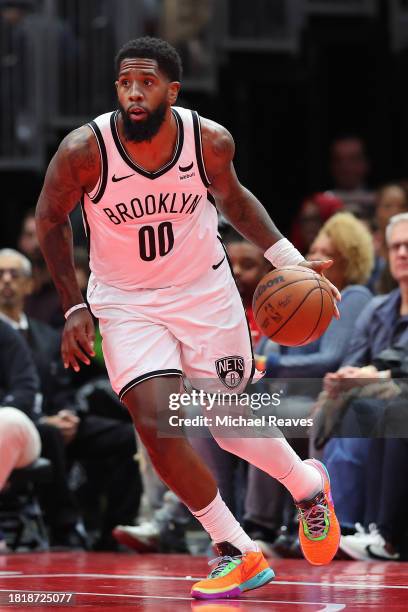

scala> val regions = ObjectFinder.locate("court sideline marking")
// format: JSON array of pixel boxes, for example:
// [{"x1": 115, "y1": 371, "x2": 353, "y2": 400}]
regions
[
  {"x1": 2, "y1": 572, "x2": 406, "y2": 591},
  {"x1": 0, "y1": 590, "x2": 346, "y2": 610}
]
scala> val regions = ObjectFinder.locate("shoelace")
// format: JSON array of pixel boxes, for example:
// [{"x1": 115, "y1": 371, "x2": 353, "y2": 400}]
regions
[
  {"x1": 298, "y1": 502, "x2": 330, "y2": 538},
  {"x1": 208, "y1": 555, "x2": 242, "y2": 578}
]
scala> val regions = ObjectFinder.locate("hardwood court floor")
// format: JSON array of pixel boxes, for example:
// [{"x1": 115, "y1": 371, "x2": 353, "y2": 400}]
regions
[{"x1": 0, "y1": 552, "x2": 407, "y2": 610}]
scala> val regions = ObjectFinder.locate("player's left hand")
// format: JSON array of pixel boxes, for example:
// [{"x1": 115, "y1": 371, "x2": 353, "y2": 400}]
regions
[{"x1": 298, "y1": 259, "x2": 341, "y2": 319}]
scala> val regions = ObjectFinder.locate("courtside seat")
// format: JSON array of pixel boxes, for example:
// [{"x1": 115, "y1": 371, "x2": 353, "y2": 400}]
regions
[
  {"x1": 0, "y1": 458, "x2": 52, "y2": 551},
  {"x1": 9, "y1": 458, "x2": 52, "y2": 488}
]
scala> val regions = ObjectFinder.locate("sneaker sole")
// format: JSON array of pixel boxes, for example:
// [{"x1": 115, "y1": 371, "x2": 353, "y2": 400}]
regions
[
  {"x1": 191, "y1": 567, "x2": 275, "y2": 600},
  {"x1": 367, "y1": 545, "x2": 400, "y2": 561}
]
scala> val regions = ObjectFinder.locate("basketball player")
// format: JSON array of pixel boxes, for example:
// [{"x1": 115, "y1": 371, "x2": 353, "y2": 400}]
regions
[{"x1": 36, "y1": 38, "x2": 341, "y2": 599}]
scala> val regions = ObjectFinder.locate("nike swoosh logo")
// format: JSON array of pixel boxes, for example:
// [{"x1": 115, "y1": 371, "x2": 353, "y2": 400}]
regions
[
  {"x1": 212, "y1": 256, "x2": 225, "y2": 270},
  {"x1": 112, "y1": 173, "x2": 135, "y2": 182},
  {"x1": 178, "y1": 161, "x2": 194, "y2": 173}
]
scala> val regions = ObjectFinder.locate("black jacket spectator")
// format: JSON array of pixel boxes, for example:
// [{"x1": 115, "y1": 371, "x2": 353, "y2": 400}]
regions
[{"x1": 0, "y1": 319, "x2": 38, "y2": 418}]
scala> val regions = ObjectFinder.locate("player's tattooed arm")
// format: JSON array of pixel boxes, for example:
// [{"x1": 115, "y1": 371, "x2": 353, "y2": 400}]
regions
[
  {"x1": 36, "y1": 126, "x2": 99, "y2": 312},
  {"x1": 36, "y1": 126, "x2": 99, "y2": 371},
  {"x1": 200, "y1": 117, "x2": 284, "y2": 250}
]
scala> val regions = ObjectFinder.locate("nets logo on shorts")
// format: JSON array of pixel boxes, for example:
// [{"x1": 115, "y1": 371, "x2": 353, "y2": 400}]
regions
[{"x1": 215, "y1": 355, "x2": 245, "y2": 389}]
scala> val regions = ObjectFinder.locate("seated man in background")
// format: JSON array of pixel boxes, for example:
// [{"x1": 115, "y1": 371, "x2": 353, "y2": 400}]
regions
[
  {"x1": 322, "y1": 211, "x2": 408, "y2": 560},
  {"x1": 0, "y1": 248, "x2": 142, "y2": 550},
  {"x1": 0, "y1": 317, "x2": 41, "y2": 551},
  {"x1": 367, "y1": 183, "x2": 408, "y2": 293}
]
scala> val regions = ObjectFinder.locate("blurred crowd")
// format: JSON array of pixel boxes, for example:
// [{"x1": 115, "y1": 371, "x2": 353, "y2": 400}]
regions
[{"x1": 1, "y1": 133, "x2": 408, "y2": 564}]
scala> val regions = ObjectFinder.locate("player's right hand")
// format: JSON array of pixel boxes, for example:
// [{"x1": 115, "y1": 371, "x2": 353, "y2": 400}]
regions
[
  {"x1": 300, "y1": 259, "x2": 341, "y2": 319},
  {"x1": 61, "y1": 308, "x2": 95, "y2": 372}
]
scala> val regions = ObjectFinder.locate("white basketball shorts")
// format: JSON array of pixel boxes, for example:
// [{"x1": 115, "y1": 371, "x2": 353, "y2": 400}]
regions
[{"x1": 87, "y1": 256, "x2": 257, "y2": 401}]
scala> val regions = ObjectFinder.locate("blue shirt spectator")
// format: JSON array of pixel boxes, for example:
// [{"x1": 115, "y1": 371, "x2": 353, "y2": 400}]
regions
[{"x1": 341, "y1": 288, "x2": 408, "y2": 367}]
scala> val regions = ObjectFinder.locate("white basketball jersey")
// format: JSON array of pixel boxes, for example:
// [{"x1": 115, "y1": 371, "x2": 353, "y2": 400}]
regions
[{"x1": 81, "y1": 106, "x2": 222, "y2": 290}]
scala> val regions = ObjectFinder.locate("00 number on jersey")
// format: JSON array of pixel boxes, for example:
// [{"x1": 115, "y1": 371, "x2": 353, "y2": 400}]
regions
[{"x1": 139, "y1": 222, "x2": 174, "y2": 261}]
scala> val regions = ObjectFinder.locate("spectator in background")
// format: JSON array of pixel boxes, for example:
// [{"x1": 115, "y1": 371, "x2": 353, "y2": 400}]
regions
[
  {"x1": 0, "y1": 248, "x2": 142, "y2": 550},
  {"x1": 290, "y1": 192, "x2": 344, "y2": 256},
  {"x1": 17, "y1": 206, "x2": 38, "y2": 257},
  {"x1": 0, "y1": 317, "x2": 41, "y2": 551},
  {"x1": 17, "y1": 208, "x2": 64, "y2": 328},
  {"x1": 247, "y1": 212, "x2": 374, "y2": 555},
  {"x1": 0, "y1": 247, "x2": 87, "y2": 547},
  {"x1": 328, "y1": 135, "x2": 375, "y2": 215},
  {"x1": 368, "y1": 184, "x2": 408, "y2": 294},
  {"x1": 321, "y1": 212, "x2": 408, "y2": 559},
  {"x1": 160, "y1": 0, "x2": 212, "y2": 75},
  {"x1": 375, "y1": 184, "x2": 408, "y2": 260}
]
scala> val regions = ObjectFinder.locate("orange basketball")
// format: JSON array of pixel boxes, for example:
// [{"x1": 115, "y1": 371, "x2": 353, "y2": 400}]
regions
[{"x1": 252, "y1": 265, "x2": 335, "y2": 346}]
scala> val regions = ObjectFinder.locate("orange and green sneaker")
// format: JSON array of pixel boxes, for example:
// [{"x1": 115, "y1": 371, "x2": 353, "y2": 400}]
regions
[
  {"x1": 295, "y1": 458, "x2": 340, "y2": 566},
  {"x1": 191, "y1": 542, "x2": 274, "y2": 600}
]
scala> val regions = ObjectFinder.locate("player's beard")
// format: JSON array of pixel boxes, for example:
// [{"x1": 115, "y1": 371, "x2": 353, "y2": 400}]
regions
[{"x1": 118, "y1": 101, "x2": 167, "y2": 143}]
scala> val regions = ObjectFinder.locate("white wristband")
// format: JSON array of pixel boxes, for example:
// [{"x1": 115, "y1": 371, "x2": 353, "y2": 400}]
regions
[
  {"x1": 64, "y1": 303, "x2": 88, "y2": 320},
  {"x1": 264, "y1": 238, "x2": 304, "y2": 268}
]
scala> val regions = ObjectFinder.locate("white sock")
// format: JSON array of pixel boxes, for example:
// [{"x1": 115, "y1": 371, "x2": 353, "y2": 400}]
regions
[
  {"x1": 212, "y1": 436, "x2": 323, "y2": 502},
  {"x1": 278, "y1": 456, "x2": 323, "y2": 502},
  {"x1": 191, "y1": 490, "x2": 259, "y2": 553}
]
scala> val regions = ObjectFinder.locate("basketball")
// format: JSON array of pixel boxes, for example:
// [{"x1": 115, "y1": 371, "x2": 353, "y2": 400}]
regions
[{"x1": 252, "y1": 265, "x2": 335, "y2": 346}]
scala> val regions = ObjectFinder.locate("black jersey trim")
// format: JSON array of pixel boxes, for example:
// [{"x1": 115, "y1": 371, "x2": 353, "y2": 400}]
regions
[
  {"x1": 218, "y1": 236, "x2": 256, "y2": 388},
  {"x1": 207, "y1": 191, "x2": 216, "y2": 208},
  {"x1": 119, "y1": 369, "x2": 183, "y2": 402},
  {"x1": 88, "y1": 120, "x2": 108, "y2": 204},
  {"x1": 192, "y1": 111, "x2": 211, "y2": 188},
  {"x1": 79, "y1": 195, "x2": 92, "y2": 310},
  {"x1": 80, "y1": 195, "x2": 91, "y2": 254},
  {"x1": 110, "y1": 109, "x2": 184, "y2": 179}
]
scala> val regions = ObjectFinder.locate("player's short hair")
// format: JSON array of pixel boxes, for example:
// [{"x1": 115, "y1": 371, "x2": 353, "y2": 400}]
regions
[
  {"x1": 0, "y1": 248, "x2": 32, "y2": 277},
  {"x1": 115, "y1": 37, "x2": 182, "y2": 82},
  {"x1": 315, "y1": 212, "x2": 374, "y2": 285}
]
